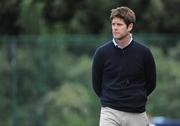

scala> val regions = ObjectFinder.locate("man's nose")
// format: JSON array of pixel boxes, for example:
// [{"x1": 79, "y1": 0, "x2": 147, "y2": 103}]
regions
[
  {"x1": 114, "y1": 26, "x2": 118, "y2": 30},
  {"x1": 114, "y1": 25, "x2": 118, "y2": 29}
]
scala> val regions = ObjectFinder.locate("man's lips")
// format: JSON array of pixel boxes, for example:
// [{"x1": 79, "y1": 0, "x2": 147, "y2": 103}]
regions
[{"x1": 113, "y1": 32, "x2": 120, "y2": 35}]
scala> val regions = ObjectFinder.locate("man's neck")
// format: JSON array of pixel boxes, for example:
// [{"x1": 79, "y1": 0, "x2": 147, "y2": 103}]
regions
[{"x1": 115, "y1": 34, "x2": 132, "y2": 49}]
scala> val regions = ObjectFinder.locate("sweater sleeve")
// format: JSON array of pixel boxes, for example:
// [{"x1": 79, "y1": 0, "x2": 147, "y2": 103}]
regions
[
  {"x1": 92, "y1": 48, "x2": 104, "y2": 97},
  {"x1": 144, "y1": 49, "x2": 156, "y2": 96}
]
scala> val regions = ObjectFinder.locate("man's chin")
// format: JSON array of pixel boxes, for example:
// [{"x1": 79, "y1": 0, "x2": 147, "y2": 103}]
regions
[
  {"x1": 114, "y1": 37, "x2": 121, "y2": 40},
  {"x1": 113, "y1": 36, "x2": 119, "y2": 39}
]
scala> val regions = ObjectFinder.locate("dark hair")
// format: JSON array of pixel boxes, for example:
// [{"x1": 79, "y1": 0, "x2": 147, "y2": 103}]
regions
[{"x1": 110, "y1": 6, "x2": 136, "y2": 26}]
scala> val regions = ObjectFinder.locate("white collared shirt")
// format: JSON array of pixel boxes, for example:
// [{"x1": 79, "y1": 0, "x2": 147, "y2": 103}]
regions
[{"x1": 113, "y1": 34, "x2": 133, "y2": 49}]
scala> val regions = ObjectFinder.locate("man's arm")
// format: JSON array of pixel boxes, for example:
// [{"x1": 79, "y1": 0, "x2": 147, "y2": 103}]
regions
[
  {"x1": 144, "y1": 49, "x2": 156, "y2": 96},
  {"x1": 92, "y1": 48, "x2": 104, "y2": 97}
]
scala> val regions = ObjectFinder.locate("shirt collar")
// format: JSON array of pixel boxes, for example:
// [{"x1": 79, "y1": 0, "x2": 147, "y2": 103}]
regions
[{"x1": 113, "y1": 34, "x2": 133, "y2": 49}]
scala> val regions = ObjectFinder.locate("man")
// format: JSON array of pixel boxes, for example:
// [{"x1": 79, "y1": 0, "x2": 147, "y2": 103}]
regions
[{"x1": 92, "y1": 6, "x2": 156, "y2": 126}]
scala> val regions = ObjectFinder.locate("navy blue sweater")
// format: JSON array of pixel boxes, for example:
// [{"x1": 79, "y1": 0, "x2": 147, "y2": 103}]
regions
[{"x1": 92, "y1": 40, "x2": 156, "y2": 113}]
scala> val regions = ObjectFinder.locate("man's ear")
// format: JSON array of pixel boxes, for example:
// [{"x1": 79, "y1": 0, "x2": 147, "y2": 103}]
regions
[{"x1": 128, "y1": 23, "x2": 133, "y2": 32}]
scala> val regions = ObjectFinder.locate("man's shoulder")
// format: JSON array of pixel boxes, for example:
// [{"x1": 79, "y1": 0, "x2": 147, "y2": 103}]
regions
[
  {"x1": 133, "y1": 40, "x2": 154, "y2": 59},
  {"x1": 97, "y1": 40, "x2": 113, "y2": 51},
  {"x1": 133, "y1": 40, "x2": 150, "y2": 51},
  {"x1": 93, "y1": 40, "x2": 113, "y2": 60}
]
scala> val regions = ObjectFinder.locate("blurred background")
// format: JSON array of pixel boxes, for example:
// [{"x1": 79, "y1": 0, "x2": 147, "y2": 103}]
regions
[{"x1": 0, "y1": 0, "x2": 180, "y2": 126}]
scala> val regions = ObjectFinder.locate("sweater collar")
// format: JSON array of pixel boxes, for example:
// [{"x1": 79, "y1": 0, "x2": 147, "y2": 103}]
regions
[{"x1": 113, "y1": 34, "x2": 133, "y2": 49}]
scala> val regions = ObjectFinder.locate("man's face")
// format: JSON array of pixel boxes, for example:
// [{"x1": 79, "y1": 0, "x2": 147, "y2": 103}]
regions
[{"x1": 111, "y1": 17, "x2": 133, "y2": 40}]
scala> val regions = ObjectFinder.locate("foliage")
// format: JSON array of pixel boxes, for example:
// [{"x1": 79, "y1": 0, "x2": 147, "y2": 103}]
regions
[
  {"x1": 1, "y1": 35, "x2": 180, "y2": 126},
  {"x1": 17, "y1": 0, "x2": 46, "y2": 34},
  {"x1": 0, "y1": 39, "x2": 100, "y2": 125},
  {"x1": 46, "y1": 82, "x2": 93, "y2": 126},
  {"x1": 1, "y1": 0, "x2": 180, "y2": 35},
  {"x1": 0, "y1": 0, "x2": 180, "y2": 124},
  {"x1": 147, "y1": 47, "x2": 180, "y2": 118}
]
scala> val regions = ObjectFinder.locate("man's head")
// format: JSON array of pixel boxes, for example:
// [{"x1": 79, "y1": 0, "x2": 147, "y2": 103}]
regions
[
  {"x1": 110, "y1": 6, "x2": 136, "y2": 27},
  {"x1": 110, "y1": 7, "x2": 136, "y2": 40}
]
